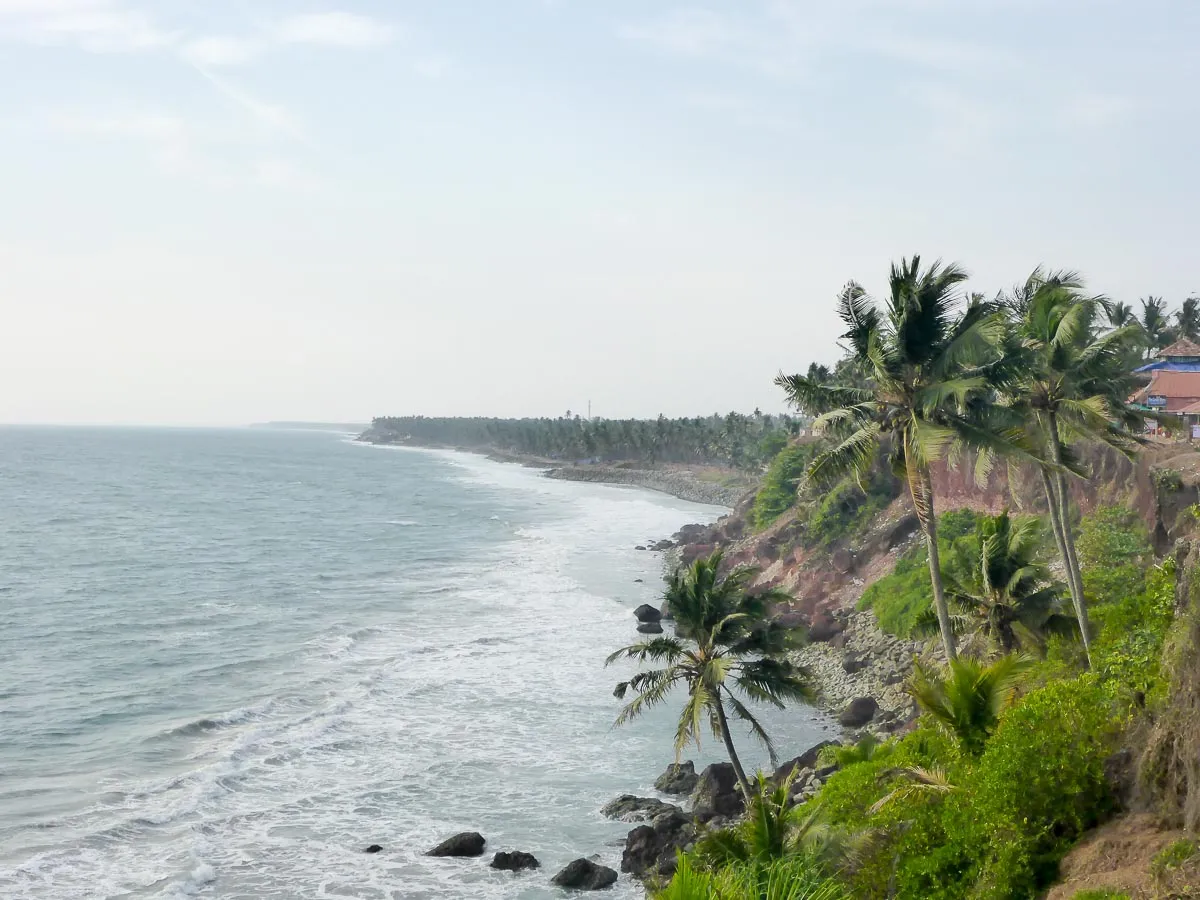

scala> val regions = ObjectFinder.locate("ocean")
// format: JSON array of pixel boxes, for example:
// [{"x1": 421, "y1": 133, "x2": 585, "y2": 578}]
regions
[{"x1": 0, "y1": 427, "x2": 831, "y2": 899}]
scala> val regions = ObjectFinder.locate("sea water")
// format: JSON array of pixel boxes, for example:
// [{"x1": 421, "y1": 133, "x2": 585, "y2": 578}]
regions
[{"x1": 0, "y1": 427, "x2": 831, "y2": 899}]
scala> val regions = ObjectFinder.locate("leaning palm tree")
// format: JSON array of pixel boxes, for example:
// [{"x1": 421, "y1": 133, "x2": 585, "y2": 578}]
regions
[
  {"x1": 608, "y1": 551, "x2": 813, "y2": 801},
  {"x1": 776, "y1": 257, "x2": 1016, "y2": 660},
  {"x1": 914, "y1": 511, "x2": 1076, "y2": 655},
  {"x1": 996, "y1": 270, "x2": 1145, "y2": 665},
  {"x1": 1105, "y1": 300, "x2": 1135, "y2": 331},
  {"x1": 908, "y1": 654, "x2": 1031, "y2": 755}
]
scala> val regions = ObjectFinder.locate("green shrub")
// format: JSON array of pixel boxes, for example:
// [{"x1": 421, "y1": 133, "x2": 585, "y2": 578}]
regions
[
  {"x1": 1076, "y1": 506, "x2": 1153, "y2": 607},
  {"x1": 957, "y1": 676, "x2": 1118, "y2": 899},
  {"x1": 803, "y1": 467, "x2": 898, "y2": 547},
  {"x1": 858, "y1": 509, "x2": 983, "y2": 637},
  {"x1": 1150, "y1": 837, "x2": 1197, "y2": 880},
  {"x1": 1091, "y1": 557, "x2": 1176, "y2": 702},
  {"x1": 752, "y1": 444, "x2": 816, "y2": 529}
]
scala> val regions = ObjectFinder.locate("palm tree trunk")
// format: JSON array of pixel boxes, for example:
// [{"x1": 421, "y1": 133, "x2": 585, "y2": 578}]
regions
[
  {"x1": 910, "y1": 466, "x2": 957, "y2": 660},
  {"x1": 1046, "y1": 413, "x2": 1093, "y2": 666},
  {"x1": 1039, "y1": 467, "x2": 1089, "y2": 663},
  {"x1": 714, "y1": 694, "x2": 753, "y2": 802}
]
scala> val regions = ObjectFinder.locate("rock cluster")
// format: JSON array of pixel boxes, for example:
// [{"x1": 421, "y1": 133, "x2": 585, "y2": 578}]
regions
[
  {"x1": 792, "y1": 609, "x2": 929, "y2": 728},
  {"x1": 654, "y1": 761, "x2": 699, "y2": 795},
  {"x1": 600, "y1": 795, "x2": 681, "y2": 823}
]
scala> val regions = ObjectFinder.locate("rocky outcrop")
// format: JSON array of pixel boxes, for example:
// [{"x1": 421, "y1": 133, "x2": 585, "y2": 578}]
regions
[
  {"x1": 654, "y1": 761, "x2": 699, "y2": 795},
  {"x1": 426, "y1": 831, "x2": 486, "y2": 857},
  {"x1": 636, "y1": 622, "x2": 664, "y2": 635},
  {"x1": 600, "y1": 795, "x2": 681, "y2": 823},
  {"x1": 839, "y1": 696, "x2": 879, "y2": 727},
  {"x1": 551, "y1": 858, "x2": 619, "y2": 890},
  {"x1": 490, "y1": 851, "x2": 540, "y2": 871},
  {"x1": 621, "y1": 809, "x2": 694, "y2": 879},
  {"x1": 690, "y1": 762, "x2": 744, "y2": 822},
  {"x1": 775, "y1": 741, "x2": 837, "y2": 782}
]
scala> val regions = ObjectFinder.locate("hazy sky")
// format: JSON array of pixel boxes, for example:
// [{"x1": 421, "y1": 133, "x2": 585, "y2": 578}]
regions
[{"x1": 2, "y1": 1, "x2": 1197, "y2": 424}]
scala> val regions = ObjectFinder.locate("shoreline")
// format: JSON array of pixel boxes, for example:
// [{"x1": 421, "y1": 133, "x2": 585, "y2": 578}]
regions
[{"x1": 357, "y1": 437, "x2": 754, "y2": 508}]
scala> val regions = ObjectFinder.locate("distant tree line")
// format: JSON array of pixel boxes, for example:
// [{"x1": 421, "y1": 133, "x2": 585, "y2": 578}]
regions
[{"x1": 364, "y1": 412, "x2": 807, "y2": 470}]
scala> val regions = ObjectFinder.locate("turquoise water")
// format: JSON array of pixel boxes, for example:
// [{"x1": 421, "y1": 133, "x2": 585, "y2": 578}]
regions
[{"x1": 0, "y1": 428, "x2": 831, "y2": 899}]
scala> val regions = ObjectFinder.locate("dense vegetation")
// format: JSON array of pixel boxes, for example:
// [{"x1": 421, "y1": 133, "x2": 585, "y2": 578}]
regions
[
  {"x1": 364, "y1": 412, "x2": 802, "y2": 470},
  {"x1": 635, "y1": 256, "x2": 1197, "y2": 899}
]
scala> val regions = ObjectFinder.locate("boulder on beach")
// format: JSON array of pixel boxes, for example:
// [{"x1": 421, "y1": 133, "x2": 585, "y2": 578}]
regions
[
  {"x1": 839, "y1": 697, "x2": 879, "y2": 728},
  {"x1": 808, "y1": 613, "x2": 845, "y2": 643},
  {"x1": 653, "y1": 760, "x2": 698, "y2": 795},
  {"x1": 622, "y1": 808, "x2": 694, "y2": 879},
  {"x1": 690, "y1": 762, "x2": 744, "y2": 821},
  {"x1": 774, "y1": 740, "x2": 838, "y2": 782},
  {"x1": 426, "y1": 831, "x2": 486, "y2": 857},
  {"x1": 600, "y1": 794, "x2": 680, "y2": 823},
  {"x1": 490, "y1": 850, "x2": 540, "y2": 872},
  {"x1": 551, "y1": 858, "x2": 618, "y2": 890},
  {"x1": 633, "y1": 604, "x2": 662, "y2": 623},
  {"x1": 636, "y1": 622, "x2": 663, "y2": 635}
]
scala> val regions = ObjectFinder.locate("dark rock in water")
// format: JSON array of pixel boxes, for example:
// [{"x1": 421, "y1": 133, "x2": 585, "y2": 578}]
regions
[
  {"x1": 690, "y1": 762, "x2": 744, "y2": 822},
  {"x1": 838, "y1": 697, "x2": 879, "y2": 728},
  {"x1": 654, "y1": 760, "x2": 698, "y2": 795},
  {"x1": 636, "y1": 622, "x2": 663, "y2": 634},
  {"x1": 622, "y1": 809, "x2": 694, "y2": 879},
  {"x1": 635, "y1": 545, "x2": 647, "y2": 551},
  {"x1": 491, "y1": 851, "x2": 540, "y2": 872},
  {"x1": 633, "y1": 578, "x2": 643, "y2": 583},
  {"x1": 650, "y1": 539, "x2": 675, "y2": 551},
  {"x1": 633, "y1": 604, "x2": 662, "y2": 623},
  {"x1": 842, "y1": 653, "x2": 869, "y2": 674},
  {"x1": 600, "y1": 794, "x2": 680, "y2": 823},
  {"x1": 775, "y1": 740, "x2": 837, "y2": 781},
  {"x1": 426, "y1": 831, "x2": 486, "y2": 857},
  {"x1": 551, "y1": 858, "x2": 618, "y2": 890},
  {"x1": 363, "y1": 844, "x2": 383, "y2": 854}
]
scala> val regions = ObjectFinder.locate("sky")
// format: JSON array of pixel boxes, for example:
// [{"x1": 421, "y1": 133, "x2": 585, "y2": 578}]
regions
[{"x1": 1, "y1": 0, "x2": 1197, "y2": 425}]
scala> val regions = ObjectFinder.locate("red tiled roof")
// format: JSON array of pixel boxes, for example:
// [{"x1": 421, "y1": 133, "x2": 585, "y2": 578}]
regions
[
  {"x1": 1159, "y1": 338, "x2": 1200, "y2": 358},
  {"x1": 1131, "y1": 370, "x2": 1200, "y2": 411},
  {"x1": 1179, "y1": 400, "x2": 1200, "y2": 415}
]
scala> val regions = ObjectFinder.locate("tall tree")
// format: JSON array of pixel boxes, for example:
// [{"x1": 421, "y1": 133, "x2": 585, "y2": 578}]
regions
[
  {"x1": 1176, "y1": 296, "x2": 1200, "y2": 343},
  {"x1": 996, "y1": 269, "x2": 1144, "y2": 666},
  {"x1": 1105, "y1": 300, "x2": 1135, "y2": 330},
  {"x1": 915, "y1": 511, "x2": 1075, "y2": 654},
  {"x1": 1140, "y1": 295, "x2": 1172, "y2": 356},
  {"x1": 776, "y1": 256, "x2": 1013, "y2": 660},
  {"x1": 607, "y1": 552, "x2": 812, "y2": 801}
]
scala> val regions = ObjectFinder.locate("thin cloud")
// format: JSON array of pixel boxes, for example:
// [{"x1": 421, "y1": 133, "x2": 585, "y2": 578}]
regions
[
  {"x1": 0, "y1": 0, "x2": 175, "y2": 52},
  {"x1": 275, "y1": 11, "x2": 396, "y2": 47},
  {"x1": 181, "y1": 35, "x2": 261, "y2": 67}
]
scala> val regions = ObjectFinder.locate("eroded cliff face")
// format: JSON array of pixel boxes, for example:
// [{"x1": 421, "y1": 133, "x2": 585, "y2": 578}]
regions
[{"x1": 674, "y1": 442, "x2": 1200, "y2": 625}]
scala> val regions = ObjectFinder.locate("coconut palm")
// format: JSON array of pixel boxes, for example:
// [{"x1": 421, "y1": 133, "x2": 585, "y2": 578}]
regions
[
  {"x1": 1105, "y1": 300, "x2": 1135, "y2": 331},
  {"x1": 608, "y1": 551, "x2": 813, "y2": 801},
  {"x1": 908, "y1": 654, "x2": 1031, "y2": 755},
  {"x1": 995, "y1": 270, "x2": 1145, "y2": 665},
  {"x1": 1177, "y1": 296, "x2": 1200, "y2": 343},
  {"x1": 693, "y1": 771, "x2": 836, "y2": 869},
  {"x1": 913, "y1": 512, "x2": 1076, "y2": 654},
  {"x1": 775, "y1": 256, "x2": 1017, "y2": 660},
  {"x1": 1140, "y1": 295, "x2": 1173, "y2": 356}
]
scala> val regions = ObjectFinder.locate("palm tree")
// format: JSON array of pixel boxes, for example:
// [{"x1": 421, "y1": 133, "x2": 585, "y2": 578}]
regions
[
  {"x1": 776, "y1": 256, "x2": 1015, "y2": 661},
  {"x1": 996, "y1": 270, "x2": 1144, "y2": 665},
  {"x1": 907, "y1": 654, "x2": 1031, "y2": 755},
  {"x1": 607, "y1": 551, "x2": 813, "y2": 801},
  {"x1": 693, "y1": 771, "x2": 835, "y2": 869},
  {"x1": 1177, "y1": 296, "x2": 1200, "y2": 343},
  {"x1": 1105, "y1": 300, "x2": 1135, "y2": 331},
  {"x1": 1140, "y1": 295, "x2": 1172, "y2": 356},
  {"x1": 914, "y1": 512, "x2": 1076, "y2": 654}
]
